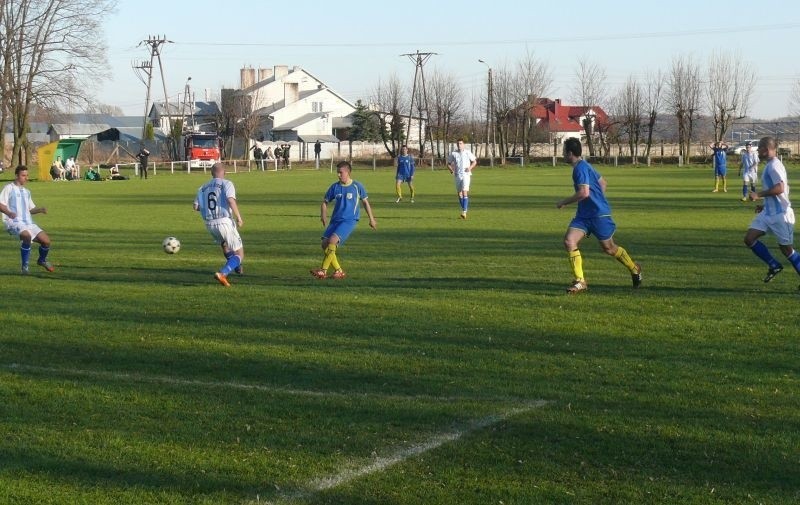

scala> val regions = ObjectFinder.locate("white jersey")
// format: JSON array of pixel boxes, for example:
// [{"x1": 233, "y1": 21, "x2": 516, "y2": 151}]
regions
[
  {"x1": 0, "y1": 182, "x2": 36, "y2": 227},
  {"x1": 761, "y1": 157, "x2": 791, "y2": 217},
  {"x1": 742, "y1": 149, "x2": 759, "y2": 172},
  {"x1": 195, "y1": 177, "x2": 237, "y2": 222},
  {"x1": 448, "y1": 149, "x2": 476, "y2": 176}
]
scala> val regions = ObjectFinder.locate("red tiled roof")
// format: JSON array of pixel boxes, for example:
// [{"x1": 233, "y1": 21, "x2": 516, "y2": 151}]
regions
[{"x1": 530, "y1": 98, "x2": 608, "y2": 133}]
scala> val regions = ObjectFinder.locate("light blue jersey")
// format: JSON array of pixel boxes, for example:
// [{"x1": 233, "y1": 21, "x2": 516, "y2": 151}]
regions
[
  {"x1": 0, "y1": 183, "x2": 35, "y2": 227},
  {"x1": 761, "y1": 157, "x2": 791, "y2": 217},
  {"x1": 195, "y1": 178, "x2": 237, "y2": 221},
  {"x1": 325, "y1": 180, "x2": 368, "y2": 223}
]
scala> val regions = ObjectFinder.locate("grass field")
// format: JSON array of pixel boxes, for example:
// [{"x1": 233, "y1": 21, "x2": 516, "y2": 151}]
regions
[{"x1": 1, "y1": 162, "x2": 798, "y2": 505}]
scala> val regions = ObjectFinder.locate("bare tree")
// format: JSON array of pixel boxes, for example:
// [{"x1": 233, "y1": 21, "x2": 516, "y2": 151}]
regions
[
  {"x1": 515, "y1": 49, "x2": 552, "y2": 157},
  {"x1": 371, "y1": 74, "x2": 408, "y2": 159},
  {"x1": 643, "y1": 69, "x2": 664, "y2": 159},
  {"x1": 667, "y1": 54, "x2": 702, "y2": 161},
  {"x1": 491, "y1": 62, "x2": 515, "y2": 164},
  {"x1": 427, "y1": 68, "x2": 464, "y2": 160},
  {"x1": 2, "y1": 0, "x2": 116, "y2": 165},
  {"x1": 614, "y1": 75, "x2": 644, "y2": 162},
  {"x1": 706, "y1": 51, "x2": 757, "y2": 142},
  {"x1": 571, "y1": 57, "x2": 608, "y2": 157}
]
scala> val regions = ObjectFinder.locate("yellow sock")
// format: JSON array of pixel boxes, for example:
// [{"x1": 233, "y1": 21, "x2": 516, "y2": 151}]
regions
[
  {"x1": 614, "y1": 246, "x2": 636, "y2": 272},
  {"x1": 568, "y1": 250, "x2": 584, "y2": 280},
  {"x1": 396, "y1": 185, "x2": 402, "y2": 199},
  {"x1": 410, "y1": 185, "x2": 416, "y2": 199},
  {"x1": 322, "y1": 244, "x2": 341, "y2": 271}
]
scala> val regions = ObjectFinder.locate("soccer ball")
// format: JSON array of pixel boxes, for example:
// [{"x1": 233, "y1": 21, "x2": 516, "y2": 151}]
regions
[{"x1": 162, "y1": 236, "x2": 181, "y2": 254}]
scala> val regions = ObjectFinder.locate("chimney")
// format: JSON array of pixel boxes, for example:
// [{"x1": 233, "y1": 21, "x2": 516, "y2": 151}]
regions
[
  {"x1": 258, "y1": 67, "x2": 273, "y2": 82},
  {"x1": 240, "y1": 68, "x2": 256, "y2": 88},
  {"x1": 274, "y1": 65, "x2": 289, "y2": 79},
  {"x1": 284, "y1": 82, "x2": 299, "y2": 106}
]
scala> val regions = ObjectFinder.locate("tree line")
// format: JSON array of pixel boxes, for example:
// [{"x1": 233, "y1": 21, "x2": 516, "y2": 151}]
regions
[
  {"x1": 354, "y1": 50, "x2": 759, "y2": 163},
  {"x1": 1, "y1": 0, "x2": 116, "y2": 166}
]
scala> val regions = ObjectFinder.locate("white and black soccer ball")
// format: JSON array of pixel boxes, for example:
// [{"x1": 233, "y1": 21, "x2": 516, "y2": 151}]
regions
[{"x1": 162, "y1": 236, "x2": 181, "y2": 254}]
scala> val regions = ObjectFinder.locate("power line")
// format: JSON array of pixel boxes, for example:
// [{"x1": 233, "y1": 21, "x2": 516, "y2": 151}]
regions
[{"x1": 175, "y1": 22, "x2": 800, "y2": 48}]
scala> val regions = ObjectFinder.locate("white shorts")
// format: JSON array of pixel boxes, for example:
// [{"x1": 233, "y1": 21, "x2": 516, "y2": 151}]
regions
[
  {"x1": 743, "y1": 169, "x2": 758, "y2": 184},
  {"x1": 749, "y1": 207, "x2": 795, "y2": 246},
  {"x1": 5, "y1": 222, "x2": 43, "y2": 240},
  {"x1": 205, "y1": 218, "x2": 243, "y2": 251},
  {"x1": 455, "y1": 172, "x2": 472, "y2": 192}
]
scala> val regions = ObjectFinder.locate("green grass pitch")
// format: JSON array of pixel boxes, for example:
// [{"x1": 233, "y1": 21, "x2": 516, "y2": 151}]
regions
[{"x1": 0, "y1": 163, "x2": 798, "y2": 504}]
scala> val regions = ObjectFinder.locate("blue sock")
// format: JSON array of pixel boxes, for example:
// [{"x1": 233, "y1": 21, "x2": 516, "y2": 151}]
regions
[
  {"x1": 220, "y1": 254, "x2": 241, "y2": 275},
  {"x1": 742, "y1": 184, "x2": 748, "y2": 198},
  {"x1": 463, "y1": 197, "x2": 469, "y2": 212},
  {"x1": 224, "y1": 250, "x2": 234, "y2": 260},
  {"x1": 458, "y1": 196, "x2": 465, "y2": 211},
  {"x1": 38, "y1": 245, "x2": 50, "y2": 263},
  {"x1": 788, "y1": 251, "x2": 800, "y2": 274},
  {"x1": 21, "y1": 243, "x2": 31, "y2": 266},
  {"x1": 750, "y1": 241, "x2": 781, "y2": 269}
]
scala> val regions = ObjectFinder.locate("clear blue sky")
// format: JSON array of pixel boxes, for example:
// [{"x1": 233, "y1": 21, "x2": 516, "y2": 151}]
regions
[{"x1": 96, "y1": 0, "x2": 800, "y2": 120}]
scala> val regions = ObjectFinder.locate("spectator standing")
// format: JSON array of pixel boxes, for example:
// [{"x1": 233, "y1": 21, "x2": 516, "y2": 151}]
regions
[
  {"x1": 281, "y1": 143, "x2": 291, "y2": 170},
  {"x1": 274, "y1": 145, "x2": 283, "y2": 169},
  {"x1": 314, "y1": 140, "x2": 322, "y2": 163},
  {"x1": 0, "y1": 166, "x2": 56, "y2": 273},
  {"x1": 136, "y1": 147, "x2": 150, "y2": 179}
]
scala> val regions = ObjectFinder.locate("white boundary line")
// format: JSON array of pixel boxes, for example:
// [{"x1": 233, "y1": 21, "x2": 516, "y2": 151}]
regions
[
  {"x1": 3, "y1": 362, "x2": 536, "y2": 405},
  {"x1": 4, "y1": 363, "x2": 549, "y2": 504},
  {"x1": 260, "y1": 401, "x2": 548, "y2": 505}
]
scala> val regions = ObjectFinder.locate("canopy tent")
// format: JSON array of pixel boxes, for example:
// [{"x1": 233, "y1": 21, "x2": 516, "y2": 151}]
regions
[{"x1": 36, "y1": 138, "x2": 85, "y2": 181}]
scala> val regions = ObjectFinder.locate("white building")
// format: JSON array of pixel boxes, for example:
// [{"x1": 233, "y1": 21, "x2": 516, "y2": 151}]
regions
[{"x1": 240, "y1": 65, "x2": 354, "y2": 144}]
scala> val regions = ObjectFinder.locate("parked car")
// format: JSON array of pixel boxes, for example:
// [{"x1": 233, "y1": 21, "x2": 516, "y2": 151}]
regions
[{"x1": 727, "y1": 140, "x2": 759, "y2": 156}]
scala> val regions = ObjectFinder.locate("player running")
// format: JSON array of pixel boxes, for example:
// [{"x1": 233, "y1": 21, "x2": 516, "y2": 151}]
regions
[{"x1": 194, "y1": 163, "x2": 244, "y2": 287}]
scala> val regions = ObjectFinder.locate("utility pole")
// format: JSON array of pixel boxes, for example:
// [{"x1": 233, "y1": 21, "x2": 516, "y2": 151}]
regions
[
  {"x1": 479, "y1": 59, "x2": 495, "y2": 167},
  {"x1": 402, "y1": 50, "x2": 436, "y2": 159},
  {"x1": 133, "y1": 35, "x2": 174, "y2": 157}
]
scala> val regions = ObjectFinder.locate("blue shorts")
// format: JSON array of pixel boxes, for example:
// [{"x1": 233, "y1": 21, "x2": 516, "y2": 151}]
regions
[
  {"x1": 396, "y1": 172, "x2": 413, "y2": 183},
  {"x1": 569, "y1": 216, "x2": 617, "y2": 241},
  {"x1": 323, "y1": 220, "x2": 357, "y2": 245},
  {"x1": 715, "y1": 165, "x2": 727, "y2": 177}
]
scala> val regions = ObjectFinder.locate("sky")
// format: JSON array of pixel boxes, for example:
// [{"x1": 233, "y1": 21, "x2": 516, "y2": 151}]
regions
[{"x1": 95, "y1": 0, "x2": 800, "y2": 120}]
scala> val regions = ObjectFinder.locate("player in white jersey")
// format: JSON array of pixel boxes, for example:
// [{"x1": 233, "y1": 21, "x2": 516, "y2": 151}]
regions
[
  {"x1": 739, "y1": 142, "x2": 759, "y2": 201},
  {"x1": 0, "y1": 166, "x2": 55, "y2": 273},
  {"x1": 447, "y1": 139, "x2": 477, "y2": 219},
  {"x1": 744, "y1": 136, "x2": 800, "y2": 287},
  {"x1": 193, "y1": 163, "x2": 244, "y2": 287}
]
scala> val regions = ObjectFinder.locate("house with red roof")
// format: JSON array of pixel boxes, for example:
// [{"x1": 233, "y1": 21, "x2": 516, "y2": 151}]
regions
[{"x1": 530, "y1": 98, "x2": 609, "y2": 142}]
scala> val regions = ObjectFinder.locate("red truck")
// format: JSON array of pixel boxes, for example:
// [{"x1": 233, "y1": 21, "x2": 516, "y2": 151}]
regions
[{"x1": 184, "y1": 132, "x2": 222, "y2": 169}]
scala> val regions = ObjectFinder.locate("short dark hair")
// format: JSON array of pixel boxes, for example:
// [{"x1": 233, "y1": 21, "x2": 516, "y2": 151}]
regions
[
  {"x1": 564, "y1": 137, "x2": 582, "y2": 157},
  {"x1": 15, "y1": 165, "x2": 28, "y2": 176},
  {"x1": 336, "y1": 160, "x2": 352, "y2": 172}
]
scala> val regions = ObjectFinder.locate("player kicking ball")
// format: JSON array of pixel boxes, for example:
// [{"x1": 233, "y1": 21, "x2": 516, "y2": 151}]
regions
[
  {"x1": 311, "y1": 161, "x2": 376, "y2": 280},
  {"x1": 194, "y1": 163, "x2": 244, "y2": 287}
]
